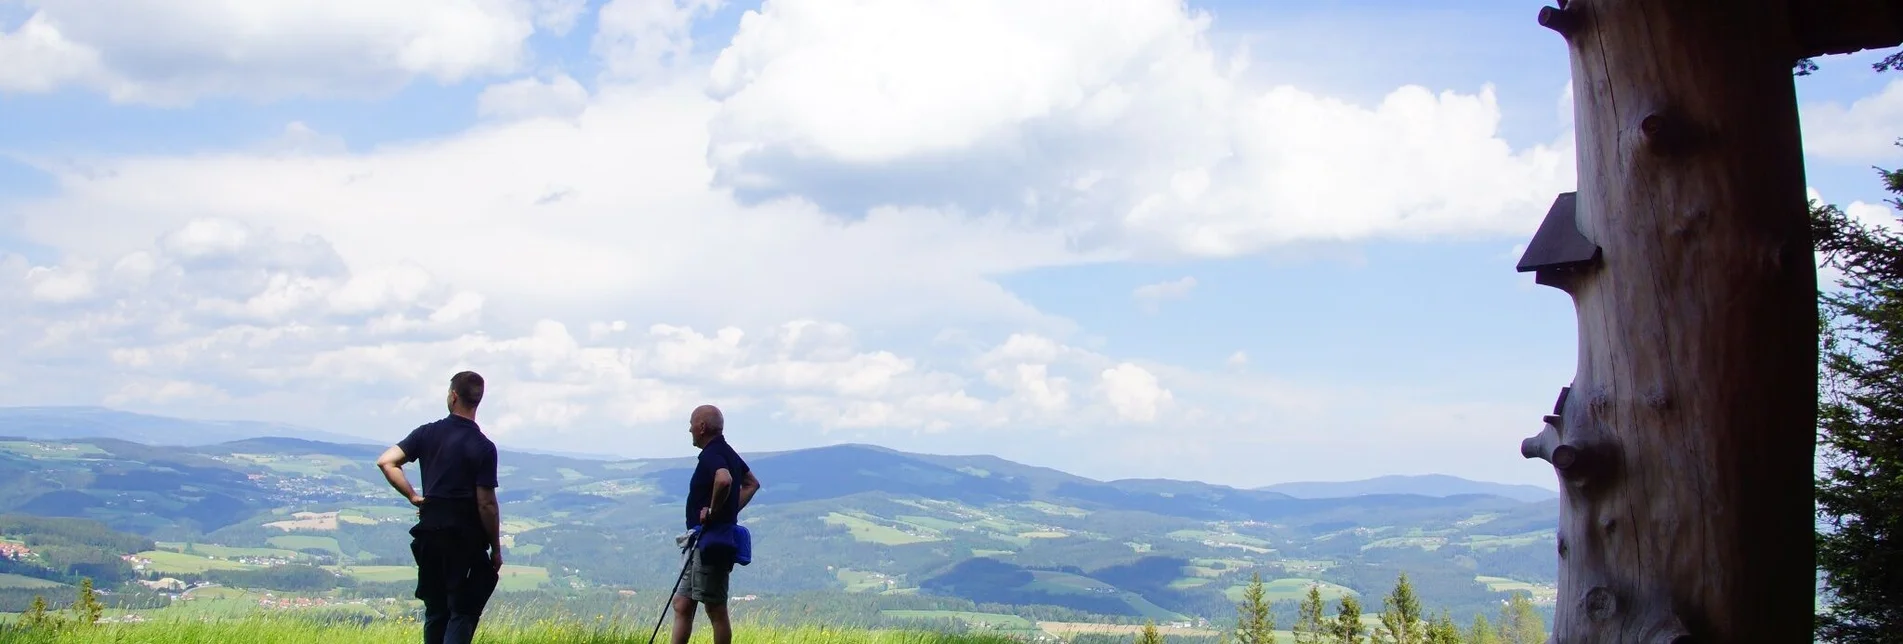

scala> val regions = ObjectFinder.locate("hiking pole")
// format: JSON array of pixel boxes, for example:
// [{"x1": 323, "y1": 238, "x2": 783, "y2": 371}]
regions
[{"x1": 647, "y1": 530, "x2": 698, "y2": 644}]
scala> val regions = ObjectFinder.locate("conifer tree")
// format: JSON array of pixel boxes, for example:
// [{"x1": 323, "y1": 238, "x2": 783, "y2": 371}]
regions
[
  {"x1": 1812, "y1": 151, "x2": 1903, "y2": 642},
  {"x1": 1136, "y1": 620, "x2": 1166, "y2": 644},
  {"x1": 1422, "y1": 610, "x2": 1463, "y2": 644},
  {"x1": 1466, "y1": 614, "x2": 1498, "y2": 644},
  {"x1": 1375, "y1": 572, "x2": 1424, "y2": 644},
  {"x1": 1331, "y1": 595, "x2": 1366, "y2": 644},
  {"x1": 1234, "y1": 572, "x2": 1278, "y2": 644},
  {"x1": 1494, "y1": 593, "x2": 1543, "y2": 644},
  {"x1": 75, "y1": 578, "x2": 103, "y2": 626},
  {"x1": 1292, "y1": 585, "x2": 1328, "y2": 644}
]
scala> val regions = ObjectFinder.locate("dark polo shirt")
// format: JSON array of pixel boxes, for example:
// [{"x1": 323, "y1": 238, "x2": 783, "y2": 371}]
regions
[
  {"x1": 685, "y1": 436, "x2": 749, "y2": 530},
  {"x1": 397, "y1": 414, "x2": 498, "y2": 535}
]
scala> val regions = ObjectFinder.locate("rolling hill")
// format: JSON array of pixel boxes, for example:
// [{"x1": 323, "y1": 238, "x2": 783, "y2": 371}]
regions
[
  {"x1": 0, "y1": 409, "x2": 1561, "y2": 627},
  {"x1": 1257, "y1": 474, "x2": 1558, "y2": 503}
]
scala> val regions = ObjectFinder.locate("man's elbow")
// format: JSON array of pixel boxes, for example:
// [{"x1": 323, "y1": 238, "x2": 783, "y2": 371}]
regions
[
  {"x1": 375, "y1": 446, "x2": 406, "y2": 469},
  {"x1": 476, "y1": 487, "x2": 499, "y2": 509}
]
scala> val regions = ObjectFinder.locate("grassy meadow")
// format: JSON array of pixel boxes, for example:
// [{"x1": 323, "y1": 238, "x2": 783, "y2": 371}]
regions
[{"x1": 0, "y1": 618, "x2": 1023, "y2": 644}]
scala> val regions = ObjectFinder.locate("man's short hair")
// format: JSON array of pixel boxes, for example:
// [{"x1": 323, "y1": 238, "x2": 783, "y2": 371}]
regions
[{"x1": 451, "y1": 371, "x2": 485, "y2": 408}]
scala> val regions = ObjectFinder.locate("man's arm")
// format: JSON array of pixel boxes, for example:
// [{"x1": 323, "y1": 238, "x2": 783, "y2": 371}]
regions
[
  {"x1": 375, "y1": 445, "x2": 424, "y2": 506},
  {"x1": 478, "y1": 443, "x2": 502, "y2": 570},
  {"x1": 477, "y1": 486, "x2": 502, "y2": 569},
  {"x1": 737, "y1": 471, "x2": 761, "y2": 511},
  {"x1": 707, "y1": 468, "x2": 733, "y2": 519}
]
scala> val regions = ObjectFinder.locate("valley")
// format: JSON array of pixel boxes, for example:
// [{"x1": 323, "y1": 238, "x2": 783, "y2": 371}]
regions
[{"x1": 0, "y1": 408, "x2": 1560, "y2": 637}]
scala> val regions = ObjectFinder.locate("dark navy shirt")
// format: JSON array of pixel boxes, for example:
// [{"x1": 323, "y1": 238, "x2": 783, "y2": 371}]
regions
[
  {"x1": 686, "y1": 436, "x2": 749, "y2": 530},
  {"x1": 397, "y1": 415, "x2": 499, "y2": 526}
]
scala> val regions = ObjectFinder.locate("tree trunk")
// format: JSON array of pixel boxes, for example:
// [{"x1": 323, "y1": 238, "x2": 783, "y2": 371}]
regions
[{"x1": 1523, "y1": 0, "x2": 1817, "y2": 641}]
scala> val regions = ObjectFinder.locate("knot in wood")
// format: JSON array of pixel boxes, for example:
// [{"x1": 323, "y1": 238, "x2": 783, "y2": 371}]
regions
[
  {"x1": 1537, "y1": 5, "x2": 1579, "y2": 36},
  {"x1": 1640, "y1": 111, "x2": 1699, "y2": 156},
  {"x1": 1584, "y1": 586, "x2": 1617, "y2": 621}
]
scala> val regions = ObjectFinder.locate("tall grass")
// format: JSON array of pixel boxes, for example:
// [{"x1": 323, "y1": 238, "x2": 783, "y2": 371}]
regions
[{"x1": 0, "y1": 616, "x2": 1028, "y2": 644}]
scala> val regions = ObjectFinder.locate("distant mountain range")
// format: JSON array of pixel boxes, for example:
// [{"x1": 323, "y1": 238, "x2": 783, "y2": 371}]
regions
[
  {"x1": 1258, "y1": 474, "x2": 1557, "y2": 503},
  {"x1": 0, "y1": 405, "x2": 1561, "y2": 626},
  {"x1": 0, "y1": 406, "x2": 1552, "y2": 499},
  {"x1": 0, "y1": 406, "x2": 618, "y2": 460}
]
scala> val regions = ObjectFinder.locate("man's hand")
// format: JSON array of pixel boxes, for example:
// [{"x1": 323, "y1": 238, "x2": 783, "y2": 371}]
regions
[
  {"x1": 699, "y1": 506, "x2": 711, "y2": 523},
  {"x1": 409, "y1": 494, "x2": 426, "y2": 507},
  {"x1": 490, "y1": 546, "x2": 504, "y2": 572}
]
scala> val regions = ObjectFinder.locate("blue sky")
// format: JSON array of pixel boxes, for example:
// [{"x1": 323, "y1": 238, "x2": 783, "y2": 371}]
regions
[{"x1": 2, "y1": 0, "x2": 1899, "y2": 490}]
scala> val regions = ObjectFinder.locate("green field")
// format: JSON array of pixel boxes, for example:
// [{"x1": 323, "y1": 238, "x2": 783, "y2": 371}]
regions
[
  {"x1": 0, "y1": 619, "x2": 1018, "y2": 644},
  {"x1": 836, "y1": 568, "x2": 895, "y2": 593},
  {"x1": 1476, "y1": 576, "x2": 1558, "y2": 602},
  {"x1": 267, "y1": 535, "x2": 341, "y2": 555},
  {"x1": 133, "y1": 551, "x2": 259, "y2": 574},
  {"x1": 0, "y1": 574, "x2": 65, "y2": 589},
  {"x1": 1465, "y1": 530, "x2": 1557, "y2": 550},
  {"x1": 336, "y1": 565, "x2": 549, "y2": 591},
  {"x1": 880, "y1": 610, "x2": 1034, "y2": 629},
  {"x1": 0, "y1": 442, "x2": 107, "y2": 460},
  {"x1": 823, "y1": 513, "x2": 941, "y2": 545},
  {"x1": 1225, "y1": 578, "x2": 1359, "y2": 603},
  {"x1": 154, "y1": 543, "x2": 305, "y2": 560}
]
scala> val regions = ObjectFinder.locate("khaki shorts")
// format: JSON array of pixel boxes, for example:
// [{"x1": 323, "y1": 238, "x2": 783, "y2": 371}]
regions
[{"x1": 673, "y1": 546, "x2": 734, "y2": 605}]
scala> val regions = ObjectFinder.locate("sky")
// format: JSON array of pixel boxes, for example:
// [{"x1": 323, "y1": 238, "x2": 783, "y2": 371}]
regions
[{"x1": 2, "y1": 0, "x2": 1901, "y2": 490}]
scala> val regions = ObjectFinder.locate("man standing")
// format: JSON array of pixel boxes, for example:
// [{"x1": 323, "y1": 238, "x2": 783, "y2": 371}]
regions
[
  {"x1": 376, "y1": 371, "x2": 503, "y2": 644},
  {"x1": 672, "y1": 404, "x2": 761, "y2": 644}
]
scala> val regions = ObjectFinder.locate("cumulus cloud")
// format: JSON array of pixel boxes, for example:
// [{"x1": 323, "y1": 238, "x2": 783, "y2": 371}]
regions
[
  {"x1": 477, "y1": 73, "x2": 591, "y2": 121},
  {"x1": 593, "y1": 0, "x2": 724, "y2": 79},
  {"x1": 0, "y1": 0, "x2": 546, "y2": 104},
  {"x1": 0, "y1": 0, "x2": 1590, "y2": 484},
  {"x1": 1803, "y1": 78, "x2": 1903, "y2": 164},
  {"x1": 1098, "y1": 363, "x2": 1173, "y2": 423},
  {"x1": 1132, "y1": 276, "x2": 1196, "y2": 313},
  {"x1": 702, "y1": 0, "x2": 1575, "y2": 256}
]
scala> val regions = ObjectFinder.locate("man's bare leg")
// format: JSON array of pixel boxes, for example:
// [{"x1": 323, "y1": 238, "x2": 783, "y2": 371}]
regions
[
  {"x1": 670, "y1": 596, "x2": 695, "y2": 644},
  {"x1": 706, "y1": 602, "x2": 731, "y2": 644}
]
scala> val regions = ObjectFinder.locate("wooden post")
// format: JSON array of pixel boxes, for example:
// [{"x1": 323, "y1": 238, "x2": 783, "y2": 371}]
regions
[{"x1": 1519, "y1": 0, "x2": 1826, "y2": 640}]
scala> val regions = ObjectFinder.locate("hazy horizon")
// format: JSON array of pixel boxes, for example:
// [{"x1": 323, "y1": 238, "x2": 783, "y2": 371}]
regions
[{"x1": 3, "y1": 0, "x2": 1896, "y2": 491}]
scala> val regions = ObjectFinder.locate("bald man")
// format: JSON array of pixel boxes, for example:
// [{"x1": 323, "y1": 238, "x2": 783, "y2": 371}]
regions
[{"x1": 672, "y1": 404, "x2": 759, "y2": 644}]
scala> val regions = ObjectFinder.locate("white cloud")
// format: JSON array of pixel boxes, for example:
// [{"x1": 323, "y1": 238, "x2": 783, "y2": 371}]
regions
[
  {"x1": 1099, "y1": 363, "x2": 1173, "y2": 423},
  {"x1": 1226, "y1": 351, "x2": 1248, "y2": 369},
  {"x1": 1132, "y1": 276, "x2": 1197, "y2": 313},
  {"x1": 702, "y1": 0, "x2": 1574, "y2": 256},
  {"x1": 477, "y1": 73, "x2": 591, "y2": 121},
  {"x1": 0, "y1": 0, "x2": 1592, "y2": 485},
  {"x1": 1803, "y1": 78, "x2": 1903, "y2": 163},
  {"x1": 0, "y1": 0, "x2": 546, "y2": 104},
  {"x1": 593, "y1": 0, "x2": 724, "y2": 79}
]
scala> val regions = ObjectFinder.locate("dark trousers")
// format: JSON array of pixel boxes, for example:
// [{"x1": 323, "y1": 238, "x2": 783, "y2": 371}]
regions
[{"x1": 411, "y1": 529, "x2": 499, "y2": 644}]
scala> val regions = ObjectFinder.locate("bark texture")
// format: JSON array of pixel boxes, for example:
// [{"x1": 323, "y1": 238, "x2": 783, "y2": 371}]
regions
[{"x1": 1528, "y1": 0, "x2": 1818, "y2": 641}]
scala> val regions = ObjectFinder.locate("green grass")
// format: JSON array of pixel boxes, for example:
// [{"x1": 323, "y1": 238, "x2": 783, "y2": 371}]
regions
[
  {"x1": 0, "y1": 618, "x2": 1020, "y2": 643},
  {"x1": 0, "y1": 574, "x2": 65, "y2": 589}
]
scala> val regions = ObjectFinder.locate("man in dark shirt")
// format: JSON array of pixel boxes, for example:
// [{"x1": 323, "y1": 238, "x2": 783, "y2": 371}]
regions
[
  {"x1": 376, "y1": 371, "x2": 502, "y2": 644},
  {"x1": 672, "y1": 404, "x2": 760, "y2": 644}
]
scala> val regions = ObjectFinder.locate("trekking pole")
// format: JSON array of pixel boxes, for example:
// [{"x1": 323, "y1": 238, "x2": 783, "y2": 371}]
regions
[{"x1": 647, "y1": 531, "x2": 698, "y2": 644}]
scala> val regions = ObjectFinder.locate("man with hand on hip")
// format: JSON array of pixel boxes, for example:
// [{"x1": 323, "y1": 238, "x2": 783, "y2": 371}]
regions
[
  {"x1": 376, "y1": 371, "x2": 503, "y2": 644},
  {"x1": 672, "y1": 404, "x2": 760, "y2": 644}
]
